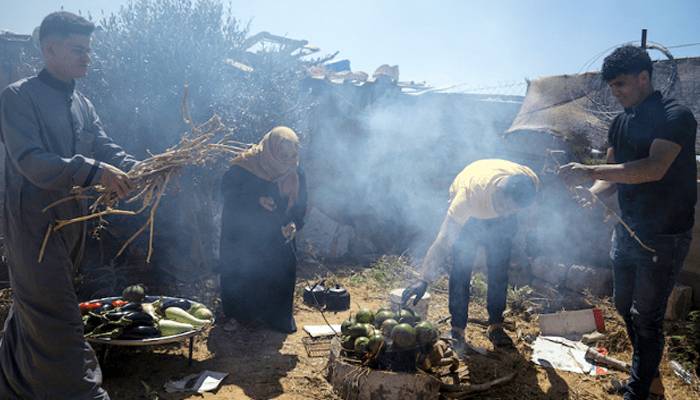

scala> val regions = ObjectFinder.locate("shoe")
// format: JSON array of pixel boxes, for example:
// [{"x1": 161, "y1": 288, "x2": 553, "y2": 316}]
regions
[
  {"x1": 450, "y1": 327, "x2": 466, "y2": 356},
  {"x1": 607, "y1": 378, "x2": 626, "y2": 395},
  {"x1": 649, "y1": 376, "x2": 665, "y2": 398},
  {"x1": 487, "y1": 324, "x2": 514, "y2": 348},
  {"x1": 607, "y1": 377, "x2": 665, "y2": 400}
]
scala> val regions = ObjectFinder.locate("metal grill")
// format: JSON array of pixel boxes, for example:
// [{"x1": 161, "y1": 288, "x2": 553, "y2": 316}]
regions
[{"x1": 302, "y1": 336, "x2": 333, "y2": 358}]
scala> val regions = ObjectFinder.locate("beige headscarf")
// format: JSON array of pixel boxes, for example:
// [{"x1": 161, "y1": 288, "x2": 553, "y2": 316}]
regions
[{"x1": 233, "y1": 126, "x2": 300, "y2": 210}]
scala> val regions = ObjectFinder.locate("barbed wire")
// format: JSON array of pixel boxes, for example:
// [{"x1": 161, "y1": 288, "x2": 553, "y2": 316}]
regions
[
  {"x1": 415, "y1": 40, "x2": 696, "y2": 98},
  {"x1": 448, "y1": 81, "x2": 528, "y2": 96},
  {"x1": 666, "y1": 42, "x2": 700, "y2": 49}
]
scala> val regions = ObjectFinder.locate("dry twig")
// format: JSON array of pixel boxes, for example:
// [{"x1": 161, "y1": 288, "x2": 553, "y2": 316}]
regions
[
  {"x1": 546, "y1": 150, "x2": 655, "y2": 254},
  {"x1": 441, "y1": 372, "x2": 517, "y2": 398},
  {"x1": 39, "y1": 87, "x2": 252, "y2": 263}
]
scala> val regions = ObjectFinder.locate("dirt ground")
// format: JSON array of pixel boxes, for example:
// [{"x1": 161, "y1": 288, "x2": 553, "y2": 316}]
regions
[{"x1": 87, "y1": 258, "x2": 700, "y2": 400}]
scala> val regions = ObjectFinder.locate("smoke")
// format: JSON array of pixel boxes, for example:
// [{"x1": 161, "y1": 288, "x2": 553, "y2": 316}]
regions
[
  {"x1": 4, "y1": 0, "x2": 604, "y2": 282},
  {"x1": 303, "y1": 84, "x2": 523, "y2": 259}
]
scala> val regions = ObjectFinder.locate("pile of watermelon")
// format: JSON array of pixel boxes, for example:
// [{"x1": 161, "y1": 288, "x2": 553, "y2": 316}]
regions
[{"x1": 339, "y1": 307, "x2": 440, "y2": 372}]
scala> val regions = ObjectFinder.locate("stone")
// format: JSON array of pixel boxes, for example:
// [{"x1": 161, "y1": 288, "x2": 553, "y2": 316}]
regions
[
  {"x1": 508, "y1": 264, "x2": 532, "y2": 289},
  {"x1": 297, "y1": 207, "x2": 355, "y2": 259},
  {"x1": 326, "y1": 338, "x2": 441, "y2": 400},
  {"x1": 564, "y1": 264, "x2": 612, "y2": 296},
  {"x1": 665, "y1": 285, "x2": 693, "y2": 321},
  {"x1": 582, "y1": 331, "x2": 607, "y2": 345},
  {"x1": 530, "y1": 256, "x2": 569, "y2": 286},
  {"x1": 530, "y1": 278, "x2": 559, "y2": 299}
]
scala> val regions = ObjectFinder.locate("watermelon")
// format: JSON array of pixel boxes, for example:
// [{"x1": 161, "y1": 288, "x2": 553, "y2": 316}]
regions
[
  {"x1": 341, "y1": 335, "x2": 355, "y2": 350},
  {"x1": 397, "y1": 309, "x2": 416, "y2": 326},
  {"x1": 380, "y1": 318, "x2": 399, "y2": 337},
  {"x1": 362, "y1": 323, "x2": 375, "y2": 337},
  {"x1": 348, "y1": 323, "x2": 371, "y2": 339},
  {"x1": 391, "y1": 323, "x2": 417, "y2": 349},
  {"x1": 341, "y1": 318, "x2": 354, "y2": 335},
  {"x1": 373, "y1": 310, "x2": 396, "y2": 328},
  {"x1": 355, "y1": 309, "x2": 374, "y2": 324},
  {"x1": 367, "y1": 333, "x2": 385, "y2": 356},
  {"x1": 354, "y1": 336, "x2": 370, "y2": 354},
  {"x1": 415, "y1": 321, "x2": 438, "y2": 346}
]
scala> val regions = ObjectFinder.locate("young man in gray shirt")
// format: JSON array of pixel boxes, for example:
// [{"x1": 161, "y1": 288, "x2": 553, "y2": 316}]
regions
[{"x1": 0, "y1": 12, "x2": 136, "y2": 399}]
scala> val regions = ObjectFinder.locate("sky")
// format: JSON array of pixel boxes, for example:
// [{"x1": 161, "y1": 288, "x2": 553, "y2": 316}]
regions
[{"x1": 1, "y1": 0, "x2": 699, "y2": 94}]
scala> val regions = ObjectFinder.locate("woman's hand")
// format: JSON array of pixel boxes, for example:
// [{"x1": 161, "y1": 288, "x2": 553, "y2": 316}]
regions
[
  {"x1": 259, "y1": 196, "x2": 277, "y2": 212},
  {"x1": 282, "y1": 222, "x2": 297, "y2": 243}
]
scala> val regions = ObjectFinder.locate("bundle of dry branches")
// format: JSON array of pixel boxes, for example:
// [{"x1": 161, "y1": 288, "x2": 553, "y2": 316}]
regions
[{"x1": 40, "y1": 88, "x2": 252, "y2": 263}]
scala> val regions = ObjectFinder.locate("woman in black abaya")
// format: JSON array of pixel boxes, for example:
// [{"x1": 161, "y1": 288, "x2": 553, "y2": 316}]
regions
[{"x1": 218, "y1": 127, "x2": 307, "y2": 333}]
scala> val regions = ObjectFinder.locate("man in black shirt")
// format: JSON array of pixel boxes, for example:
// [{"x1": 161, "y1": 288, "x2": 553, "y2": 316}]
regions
[{"x1": 560, "y1": 45, "x2": 697, "y2": 400}]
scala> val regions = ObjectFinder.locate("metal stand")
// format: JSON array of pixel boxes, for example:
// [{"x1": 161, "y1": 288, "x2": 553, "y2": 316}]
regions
[
  {"x1": 188, "y1": 337, "x2": 194, "y2": 366},
  {"x1": 96, "y1": 337, "x2": 195, "y2": 367},
  {"x1": 99, "y1": 344, "x2": 110, "y2": 366}
]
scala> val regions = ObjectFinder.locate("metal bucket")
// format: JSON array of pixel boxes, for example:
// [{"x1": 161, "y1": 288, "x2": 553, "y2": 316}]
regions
[{"x1": 389, "y1": 288, "x2": 431, "y2": 320}]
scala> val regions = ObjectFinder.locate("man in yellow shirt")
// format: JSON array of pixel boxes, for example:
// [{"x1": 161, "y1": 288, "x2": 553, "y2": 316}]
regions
[{"x1": 402, "y1": 159, "x2": 539, "y2": 350}]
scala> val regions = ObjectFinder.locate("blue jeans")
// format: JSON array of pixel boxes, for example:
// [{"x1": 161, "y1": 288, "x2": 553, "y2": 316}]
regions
[
  {"x1": 611, "y1": 226, "x2": 692, "y2": 400},
  {"x1": 449, "y1": 216, "x2": 517, "y2": 330}
]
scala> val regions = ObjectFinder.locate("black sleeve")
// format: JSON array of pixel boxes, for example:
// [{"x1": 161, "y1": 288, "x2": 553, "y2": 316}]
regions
[
  {"x1": 607, "y1": 115, "x2": 620, "y2": 149},
  {"x1": 290, "y1": 167, "x2": 308, "y2": 230},
  {"x1": 658, "y1": 108, "x2": 697, "y2": 147},
  {"x1": 221, "y1": 167, "x2": 259, "y2": 204},
  {"x1": 219, "y1": 167, "x2": 263, "y2": 258}
]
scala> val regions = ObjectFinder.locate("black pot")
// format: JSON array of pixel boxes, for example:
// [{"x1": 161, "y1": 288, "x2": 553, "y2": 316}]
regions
[
  {"x1": 303, "y1": 283, "x2": 326, "y2": 307},
  {"x1": 325, "y1": 284, "x2": 350, "y2": 311}
]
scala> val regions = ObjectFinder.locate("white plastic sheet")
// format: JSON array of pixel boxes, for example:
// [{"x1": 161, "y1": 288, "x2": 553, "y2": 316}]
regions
[
  {"x1": 531, "y1": 336, "x2": 608, "y2": 376},
  {"x1": 164, "y1": 370, "x2": 229, "y2": 393}
]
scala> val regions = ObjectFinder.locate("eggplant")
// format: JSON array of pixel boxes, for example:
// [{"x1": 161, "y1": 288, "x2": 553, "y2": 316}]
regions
[
  {"x1": 83, "y1": 314, "x2": 104, "y2": 334},
  {"x1": 118, "y1": 325, "x2": 160, "y2": 340},
  {"x1": 104, "y1": 311, "x2": 130, "y2": 321},
  {"x1": 161, "y1": 298, "x2": 192, "y2": 311},
  {"x1": 124, "y1": 311, "x2": 155, "y2": 326},
  {"x1": 98, "y1": 303, "x2": 114, "y2": 313},
  {"x1": 119, "y1": 302, "x2": 143, "y2": 312}
]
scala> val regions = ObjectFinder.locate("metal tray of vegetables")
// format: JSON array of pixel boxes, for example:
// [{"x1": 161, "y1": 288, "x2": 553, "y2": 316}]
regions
[{"x1": 81, "y1": 285, "x2": 215, "y2": 347}]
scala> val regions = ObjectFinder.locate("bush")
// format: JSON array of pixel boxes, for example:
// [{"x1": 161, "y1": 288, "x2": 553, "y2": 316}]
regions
[{"x1": 82, "y1": 0, "x2": 313, "y2": 155}]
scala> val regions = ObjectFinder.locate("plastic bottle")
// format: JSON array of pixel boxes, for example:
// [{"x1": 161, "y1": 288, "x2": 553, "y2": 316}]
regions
[{"x1": 670, "y1": 360, "x2": 695, "y2": 385}]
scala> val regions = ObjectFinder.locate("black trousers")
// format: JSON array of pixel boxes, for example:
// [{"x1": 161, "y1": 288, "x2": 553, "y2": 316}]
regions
[
  {"x1": 611, "y1": 226, "x2": 691, "y2": 400},
  {"x1": 449, "y1": 215, "x2": 517, "y2": 330}
]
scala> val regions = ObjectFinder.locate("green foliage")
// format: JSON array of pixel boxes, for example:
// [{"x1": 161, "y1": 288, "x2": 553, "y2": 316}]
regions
[
  {"x1": 668, "y1": 310, "x2": 700, "y2": 375},
  {"x1": 469, "y1": 272, "x2": 487, "y2": 303},
  {"x1": 507, "y1": 285, "x2": 534, "y2": 313}
]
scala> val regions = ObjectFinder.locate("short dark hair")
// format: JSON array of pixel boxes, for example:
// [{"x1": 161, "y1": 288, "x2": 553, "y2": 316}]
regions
[
  {"x1": 502, "y1": 174, "x2": 537, "y2": 208},
  {"x1": 601, "y1": 45, "x2": 653, "y2": 82},
  {"x1": 39, "y1": 11, "x2": 95, "y2": 43}
]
